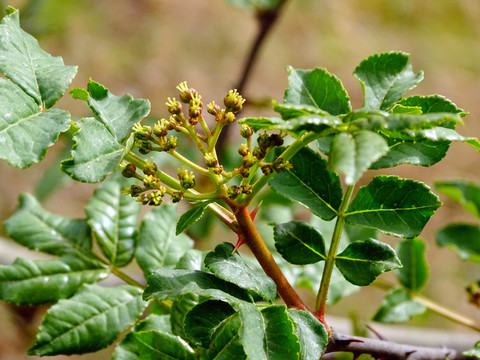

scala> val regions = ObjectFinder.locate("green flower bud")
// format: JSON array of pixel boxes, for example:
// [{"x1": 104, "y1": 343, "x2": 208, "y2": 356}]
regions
[
  {"x1": 261, "y1": 164, "x2": 273, "y2": 175},
  {"x1": 177, "y1": 81, "x2": 198, "y2": 103},
  {"x1": 171, "y1": 190, "x2": 183, "y2": 203},
  {"x1": 272, "y1": 158, "x2": 292, "y2": 173},
  {"x1": 213, "y1": 165, "x2": 224, "y2": 175},
  {"x1": 165, "y1": 136, "x2": 178, "y2": 151},
  {"x1": 252, "y1": 146, "x2": 266, "y2": 160},
  {"x1": 178, "y1": 167, "x2": 196, "y2": 189},
  {"x1": 143, "y1": 159, "x2": 157, "y2": 176},
  {"x1": 154, "y1": 119, "x2": 169, "y2": 137},
  {"x1": 240, "y1": 167, "x2": 250, "y2": 178},
  {"x1": 238, "y1": 144, "x2": 249, "y2": 157},
  {"x1": 165, "y1": 97, "x2": 182, "y2": 115},
  {"x1": 123, "y1": 184, "x2": 143, "y2": 197},
  {"x1": 121, "y1": 162, "x2": 137, "y2": 178},
  {"x1": 224, "y1": 89, "x2": 246, "y2": 113},
  {"x1": 143, "y1": 174, "x2": 159, "y2": 189},
  {"x1": 204, "y1": 152, "x2": 218, "y2": 168},
  {"x1": 133, "y1": 122, "x2": 152, "y2": 140},
  {"x1": 138, "y1": 140, "x2": 153, "y2": 155},
  {"x1": 223, "y1": 111, "x2": 236, "y2": 124},
  {"x1": 241, "y1": 184, "x2": 253, "y2": 194},
  {"x1": 227, "y1": 185, "x2": 240, "y2": 200},
  {"x1": 240, "y1": 124, "x2": 253, "y2": 138},
  {"x1": 207, "y1": 101, "x2": 221, "y2": 116},
  {"x1": 242, "y1": 153, "x2": 257, "y2": 168},
  {"x1": 257, "y1": 133, "x2": 271, "y2": 150},
  {"x1": 146, "y1": 190, "x2": 164, "y2": 206}
]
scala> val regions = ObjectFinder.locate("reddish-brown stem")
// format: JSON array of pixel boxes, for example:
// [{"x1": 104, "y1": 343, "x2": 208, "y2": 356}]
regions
[{"x1": 233, "y1": 205, "x2": 329, "y2": 328}]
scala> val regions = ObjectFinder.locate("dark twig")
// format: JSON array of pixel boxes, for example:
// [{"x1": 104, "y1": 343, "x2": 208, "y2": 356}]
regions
[
  {"x1": 323, "y1": 330, "x2": 472, "y2": 360},
  {"x1": 217, "y1": 1, "x2": 289, "y2": 157}
]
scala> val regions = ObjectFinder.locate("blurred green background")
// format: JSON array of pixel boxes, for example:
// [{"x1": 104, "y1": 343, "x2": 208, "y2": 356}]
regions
[{"x1": 1, "y1": 0, "x2": 480, "y2": 358}]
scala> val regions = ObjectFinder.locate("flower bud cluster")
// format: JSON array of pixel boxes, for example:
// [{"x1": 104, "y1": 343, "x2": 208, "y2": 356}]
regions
[
  {"x1": 226, "y1": 183, "x2": 253, "y2": 200},
  {"x1": 122, "y1": 167, "x2": 168, "y2": 206},
  {"x1": 253, "y1": 133, "x2": 284, "y2": 160},
  {"x1": 261, "y1": 157, "x2": 292, "y2": 175},
  {"x1": 178, "y1": 167, "x2": 196, "y2": 189}
]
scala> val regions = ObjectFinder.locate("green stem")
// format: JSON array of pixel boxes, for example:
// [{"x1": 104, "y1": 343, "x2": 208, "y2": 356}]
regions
[
  {"x1": 374, "y1": 280, "x2": 480, "y2": 333},
  {"x1": 208, "y1": 123, "x2": 225, "y2": 153},
  {"x1": 111, "y1": 267, "x2": 145, "y2": 289},
  {"x1": 169, "y1": 150, "x2": 210, "y2": 176},
  {"x1": 315, "y1": 184, "x2": 355, "y2": 318},
  {"x1": 244, "y1": 131, "x2": 322, "y2": 204}
]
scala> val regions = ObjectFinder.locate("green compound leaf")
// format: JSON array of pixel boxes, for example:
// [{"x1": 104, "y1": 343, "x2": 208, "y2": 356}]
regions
[
  {"x1": 28, "y1": 284, "x2": 146, "y2": 356},
  {"x1": 111, "y1": 314, "x2": 172, "y2": 360},
  {"x1": 436, "y1": 224, "x2": 480, "y2": 263},
  {"x1": 175, "y1": 249, "x2": 205, "y2": 271},
  {"x1": 273, "y1": 101, "x2": 328, "y2": 120},
  {"x1": 207, "y1": 311, "x2": 246, "y2": 359},
  {"x1": 170, "y1": 293, "x2": 203, "y2": 340},
  {"x1": 204, "y1": 242, "x2": 277, "y2": 303},
  {"x1": 396, "y1": 238, "x2": 429, "y2": 292},
  {"x1": 85, "y1": 174, "x2": 140, "y2": 267},
  {"x1": 373, "y1": 287, "x2": 426, "y2": 323},
  {"x1": 61, "y1": 117, "x2": 124, "y2": 183},
  {"x1": 136, "y1": 205, "x2": 194, "y2": 277},
  {"x1": 354, "y1": 52, "x2": 423, "y2": 110},
  {"x1": 143, "y1": 269, "x2": 253, "y2": 303},
  {"x1": 335, "y1": 239, "x2": 402, "y2": 286},
  {"x1": 0, "y1": 9, "x2": 77, "y2": 108},
  {"x1": 134, "y1": 330, "x2": 196, "y2": 360},
  {"x1": 273, "y1": 220, "x2": 326, "y2": 265},
  {"x1": 0, "y1": 256, "x2": 109, "y2": 305},
  {"x1": 73, "y1": 80, "x2": 150, "y2": 142},
  {"x1": 184, "y1": 299, "x2": 236, "y2": 347},
  {"x1": 4, "y1": 193, "x2": 92, "y2": 257},
  {"x1": 435, "y1": 179, "x2": 480, "y2": 218},
  {"x1": 0, "y1": 79, "x2": 72, "y2": 168},
  {"x1": 237, "y1": 303, "x2": 300, "y2": 360},
  {"x1": 238, "y1": 116, "x2": 286, "y2": 132},
  {"x1": 345, "y1": 176, "x2": 442, "y2": 238},
  {"x1": 288, "y1": 310, "x2": 328, "y2": 360},
  {"x1": 398, "y1": 95, "x2": 467, "y2": 117},
  {"x1": 284, "y1": 66, "x2": 351, "y2": 115},
  {"x1": 329, "y1": 131, "x2": 389, "y2": 185},
  {"x1": 269, "y1": 147, "x2": 342, "y2": 221},
  {"x1": 176, "y1": 202, "x2": 210, "y2": 235}
]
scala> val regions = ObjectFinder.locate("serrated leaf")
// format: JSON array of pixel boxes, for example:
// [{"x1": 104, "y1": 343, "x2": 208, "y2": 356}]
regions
[
  {"x1": 143, "y1": 269, "x2": 253, "y2": 303},
  {"x1": 0, "y1": 9, "x2": 77, "y2": 108},
  {"x1": 398, "y1": 95, "x2": 467, "y2": 117},
  {"x1": 435, "y1": 179, "x2": 480, "y2": 218},
  {"x1": 175, "y1": 249, "x2": 205, "y2": 271},
  {"x1": 269, "y1": 147, "x2": 342, "y2": 220},
  {"x1": 335, "y1": 239, "x2": 402, "y2": 286},
  {"x1": 0, "y1": 256, "x2": 108, "y2": 305},
  {"x1": 85, "y1": 174, "x2": 140, "y2": 267},
  {"x1": 396, "y1": 238, "x2": 428, "y2": 292},
  {"x1": 28, "y1": 284, "x2": 146, "y2": 356},
  {"x1": 288, "y1": 310, "x2": 328, "y2": 360},
  {"x1": 345, "y1": 176, "x2": 442, "y2": 238},
  {"x1": 273, "y1": 220, "x2": 326, "y2": 265},
  {"x1": 273, "y1": 101, "x2": 328, "y2": 120},
  {"x1": 329, "y1": 131, "x2": 389, "y2": 185},
  {"x1": 371, "y1": 138, "x2": 450, "y2": 169},
  {"x1": 276, "y1": 114, "x2": 342, "y2": 134},
  {"x1": 204, "y1": 242, "x2": 277, "y2": 303},
  {"x1": 136, "y1": 205, "x2": 194, "y2": 277},
  {"x1": 170, "y1": 293, "x2": 201, "y2": 340},
  {"x1": 4, "y1": 193, "x2": 92, "y2": 257},
  {"x1": 238, "y1": 116, "x2": 286, "y2": 132},
  {"x1": 176, "y1": 203, "x2": 208, "y2": 235},
  {"x1": 83, "y1": 80, "x2": 150, "y2": 142},
  {"x1": 284, "y1": 67, "x2": 351, "y2": 115},
  {"x1": 373, "y1": 287, "x2": 426, "y2": 323},
  {"x1": 134, "y1": 330, "x2": 195, "y2": 360},
  {"x1": 208, "y1": 311, "x2": 246, "y2": 359},
  {"x1": 111, "y1": 314, "x2": 172, "y2": 360},
  {"x1": 0, "y1": 79, "x2": 71, "y2": 168},
  {"x1": 61, "y1": 117, "x2": 123, "y2": 183},
  {"x1": 354, "y1": 52, "x2": 423, "y2": 110},
  {"x1": 184, "y1": 299, "x2": 236, "y2": 347},
  {"x1": 436, "y1": 224, "x2": 480, "y2": 263}
]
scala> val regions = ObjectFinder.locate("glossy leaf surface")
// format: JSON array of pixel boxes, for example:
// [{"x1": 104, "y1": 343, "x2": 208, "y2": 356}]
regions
[
  {"x1": 176, "y1": 203, "x2": 208, "y2": 235},
  {"x1": 61, "y1": 117, "x2": 123, "y2": 182},
  {"x1": 345, "y1": 176, "x2": 441, "y2": 238},
  {"x1": 335, "y1": 239, "x2": 402, "y2": 286},
  {"x1": 373, "y1": 287, "x2": 426, "y2": 323},
  {"x1": 284, "y1": 66, "x2": 351, "y2": 115},
  {"x1": 204, "y1": 242, "x2": 277, "y2": 303},
  {"x1": 273, "y1": 220, "x2": 326, "y2": 264},
  {"x1": 354, "y1": 52, "x2": 423, "y2": 110},
  {"x1": 85, "y1": 175, "x2": 140, "y2": 267},
  {"x1": 4, "y1": 193, "x2": 92, "y2": 257},
  {"x1": 396, "y1": 238, "x2": 428, "y2": 292},
  {"x1": 269, "y1": 147, "x2": 342, "y2": 220},
  {"x1": 143, "y1": 269, "x2": 252, "y2": 303},
  {"x1": 288, "y1": 310, "x2": 328, "y2": 360},
  {"x1": 436, "y1": 224, "x2": 480, "y2": 263},
  {"x1": 136, "y1": 205, "x2": 194, "y2": 277},
  {"x1": 0, "y1": 9, "x2": 77, "y2": 108},
  {"x1": 135, "y1": 331, "x2": 195, "y2": 360},
  {"x1": 0, "y1": 256, "x2": 108, "y2": 305},
  {"x1": 28, "y1": 284, "x2": 146, "y2": 356},
  {"x1": 329, "y1": 131, "x2": 389, "y2": 184}
]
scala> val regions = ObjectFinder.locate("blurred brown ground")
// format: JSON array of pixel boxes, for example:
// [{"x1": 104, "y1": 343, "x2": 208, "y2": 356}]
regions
[{"x1": 1, "y1": 0, "x2": 480, "y2": 358}]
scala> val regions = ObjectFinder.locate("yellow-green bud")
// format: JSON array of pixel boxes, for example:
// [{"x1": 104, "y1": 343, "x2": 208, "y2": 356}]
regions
[
  {"x1": 204, "y1": 152, "x2": 218, "y2": 168},
  {"x1": 166, "y1": 97, "x2": 182, "y2": 115},
  {"x1": 165, "y1": 136, "x2": 178, "y2": 151},
  {"x1": 143, "y1": 160, "x2": 157, "y2": 176},
  {"x1": 178, "y1": 167, "x2": 196, "y2": 189},
  {"x1": 133, "y1": 123, "x2": 152, "y2": 140},
  {"x1": 143, "y1": 174, "x2": 159, "y2": 189},
  {"x1": 238, "y1": 144, "x2": 249, "y2": 157},
  {"x1": 207, "y1": 101, "x2": 221, "y2": 116},
  {"x1": 241, "y1": 184, "x2": 253, "y2": 194},
  {"x1": 171, "y1": 190, "x2": 184, "y2": 203},
  {"x1": 240, "y1": 124, "x2": 253, "y2": 138},
  {"x1": 227, "y1": 185, "x2": 240, "y2": 200},
  {"x1": 261, "y1": 164, "x2": 273, "y2": 175},
  {"x1": 138, "y1": 140, "x2": 153, "y2": 154},
  {"x1": 224, "y1": 89, "x2": 245, "y2": 113},
  {"x1": 213, "y1": 165, "x2": 224, "y2": 175},
  {"x1": 154, "y1": 119, "x2": 169, "y2": 137},
  {"x1": 146, "y1": 190, "x2": 164, "y2": 206},
  {"x1": 242, "y1": 153, "x2": 257, "y2": 168},
  {"x1": 252, "y1": 146, "x2": 266, "y2": 160},
  {"x1": 121, "y1": 162, "x2": 137, "y2": 178},
  {"x1": 177, "y1": 81, "x2": 198, "y2": 103}
]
